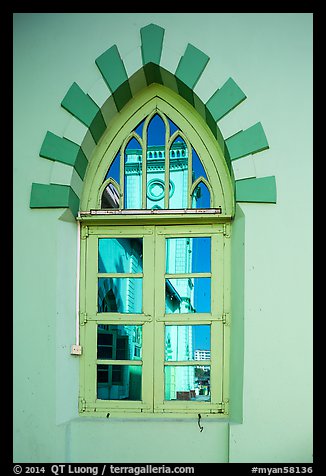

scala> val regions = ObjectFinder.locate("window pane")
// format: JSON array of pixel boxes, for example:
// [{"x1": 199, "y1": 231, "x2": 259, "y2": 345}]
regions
[
  {"x1": 191, "y1": 181, "x2": 210, "y2": 208},
  {"x1": 169, "y1": 136, "x2": 188, "y2": 209},
  {"x1": 164, "y1": 366, "x2": 211, "y2": 402},
  {"x1": 165, "y1": 325, "x2": 210, "y2": 361},
  {"x1": 98, "y1": 278, "x2": 143, "y2": 313},
  {"x1": 105, "y1": 152, "x2": 120, "y2": 184},
  {"x1": 146, "y1": 114, "x2": 166, "y2": 209},
  {"x1": 192, "y1": 148, "x2": 208, "y2": 182},
  {"x1": 124, "y1": 137, "x2": 142, "y2": 209},
  {"x1": 165, "y1": 278, "x2": 211, "y2": 314},
  {"x1": 166, "y1": 237, "x2": 211, "y2": 273},
  {"x1": 134, "y1": 119, "x2": 145, "y2": 138},
  {"x1": 98, "y1": 238, "x2": 143, "y2": 273},
  {"x1": 97, "y1": 325, "x2": 142, "y2": 360},
  {"x1": 101, "y1": 182, "x2": 120, "y2": 209},
  {"x1": 97, "y1": 364, "x2": 142, "y2": 400},
  {"x1": 167, "y1": 118, "x2": 178, "y2": 137}
]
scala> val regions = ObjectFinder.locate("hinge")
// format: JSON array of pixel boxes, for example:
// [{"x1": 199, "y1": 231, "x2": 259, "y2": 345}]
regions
[
  {"x1": 222, "y1": 312, "x2": 230, "y2": 326},
  {"x1": 81, "y1": 225, "x2": 89, "y2": 239},
  {"x1": 223, "y1": 223, "x2": 230, "y2": 238},
  {"x1": 79, "y1": 398, "x2": 87, "y2": 413},
  {"x1": 79, "y1": 311, "x2": 88, "y2": 326},
  {"x1": 217, "y1": 399, "x2": 229, "y2": 415}
]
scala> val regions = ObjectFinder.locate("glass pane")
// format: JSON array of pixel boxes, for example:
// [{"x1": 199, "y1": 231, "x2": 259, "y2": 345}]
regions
[
  {"x1": 98, "y1": 238, "x2": 143, "y2": 273},
  {"x1": 105, "y1": 152, "x2": 120, "y2": 184},
  {"x1": 146, "y1": 114, "x2": 166, "y2": 209},
  {"x1": 166, "y1": 237, "x2": 211, "y2": 273},
  {"x1": 135, "y1": 119, "x2": 145, "y2": 138},
  {"x1": 165, "y1": 325, "x2": 210, "y2": 361},
  {"x1": 164, "y1": 366, "x2": 211, "y2": 402},
  {"x1": 167, "y1": 118, "x2": 178, "y2": 137},
  {"x1": 191, "y1": 181, "x2": 210, "y2": 208},
  {"x1": 101, "y1": 182, "x2": 120, "y2": 209},
  {"x1": 169, "y1": 136, "x2": 188, "y2": 209},
  {"x1": 165, "y1": 278, "x2": 211, "y2": 314},
  {"x1": 124, "y1": 137, "x2": 142, "y2": 209},
  {"x1": 97, "y1": 364, "x2": 142, "y2": 400},
  {"x1": 98, "y1": 278, "x2": 143, "y2": 313},
  {"x1": 97, "y1": 324, "x2": 142, "y2": 360},
  {"x1": 192, "y1": 148, "x2": 208, "y2": 182}
]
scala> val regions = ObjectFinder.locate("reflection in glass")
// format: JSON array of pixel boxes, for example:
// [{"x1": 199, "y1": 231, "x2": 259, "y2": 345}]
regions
[
  {"x1": 191, "y1": 181, "x2": 210, "y2": 208},
  {"x1": 97, "y1": 324, "x2": 142, "y2": 360},
  {"x1": 97, "y1": 364, "x2": 142, "y2": 400},
  {"x1": 98, "y1": 238, "x2": 143, "y2": 273},
  {"x1": 166, "y1": 237, "x2": 211, "y2": 274},
  {"x1": 164, "y1": 366, "x2": 211, "y2": 402},
  {"x1": 124, "y1": 137, "x2": 142, "y2": 209},
  {"x1": 147, "y1": 114, "x2": 166, "y2": 209},
  {"x1": 169, "y1": 136, "x2": 188, "y2": 209},
  {"x1": 165, "y1": 278, "x2": 211, "y2": 314},
  {"x1": 105, "y1": 152, "x2": 120, "y2": 184},
  {"x1": 101, "y1": 182, "x2": 120, "y2": 209},
  {"x1": 192, "y1": 148, "x2": 207, "y2": 183},
  {"x1": 165, "y1": 325, "x2": 210, "y2": 361},
  {"x1": 98, "y1": 278, "x2": 142, "y2": 313}
]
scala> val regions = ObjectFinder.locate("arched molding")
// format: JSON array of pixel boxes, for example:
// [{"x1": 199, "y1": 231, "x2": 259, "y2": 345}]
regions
[{"x1": 30, "y1": 23, "x2": 276, "y2": 218}]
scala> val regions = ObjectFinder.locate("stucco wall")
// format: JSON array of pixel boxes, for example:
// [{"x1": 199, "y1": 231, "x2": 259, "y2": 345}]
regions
[{"x1": 13, "y1": 13, "x2": 313, "y2": 463}]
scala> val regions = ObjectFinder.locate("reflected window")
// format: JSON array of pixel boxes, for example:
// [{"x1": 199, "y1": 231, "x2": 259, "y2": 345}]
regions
[
  {"x1": 164, "y1": 366, "x2": 211, "y2": 402},
  {"x1": 147, "y1": 114, "x2": 166, "y2": 209},
  {"x1": 169, "y1": 136, "x2": 188, "y2": 209},
  {"x1": 166, "y1": 237, "x2": 211, "y2": 273},
  {"x1": 97, "y1": 364, "x2": 142, "y2": 400},
  {"x1": 124, "y1": 137, "x2": 142, "y2": 209},
  {"x1": 97, "y1": 325, "x2": 142, "y2": 360},
  {"x1": 165, "y1": 278, "x2": 211, "y2": 314},
  {"x1": 98, "y1": 238, "x2": 143, "y2": 273},
  {"x1": 98, "y1": 277, "x2": 142, "y2": 313},
  {"x1": 165, "y1": 325, "x2": 210, "y2": 361},
  {"x1": 191, "y1": 180, "x2": 211, "y2": 208}
]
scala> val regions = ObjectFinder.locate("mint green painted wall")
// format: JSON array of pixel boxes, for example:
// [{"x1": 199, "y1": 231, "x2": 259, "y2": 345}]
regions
[{"x1": 14, "y1": 13, "x2": 313, "y2": 463}]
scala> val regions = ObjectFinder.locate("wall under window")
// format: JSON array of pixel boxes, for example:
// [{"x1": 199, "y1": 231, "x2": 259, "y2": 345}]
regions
[{"x1": 13, "y1": 13, "x2": 313, "y2": 463}]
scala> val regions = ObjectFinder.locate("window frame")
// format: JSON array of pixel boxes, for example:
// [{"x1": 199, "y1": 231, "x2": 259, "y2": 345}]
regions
[
  {"x1": 80, "y1": 85, "x2": 234, "y2": 217},
  {"x1": 78, "y1": 84, "x2": 233, "y2": 418},
  {"x1": 78, "y1": 217, "x2": 231, "y2": 418}
]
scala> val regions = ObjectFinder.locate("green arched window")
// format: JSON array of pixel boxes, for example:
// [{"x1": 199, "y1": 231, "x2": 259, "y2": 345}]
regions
[
  {"x1": 98, "y1": 110, "x2": 213, "y2": 211},
  {"x1": 78, "y1": 85, "x2": 233, "y2": 417}
]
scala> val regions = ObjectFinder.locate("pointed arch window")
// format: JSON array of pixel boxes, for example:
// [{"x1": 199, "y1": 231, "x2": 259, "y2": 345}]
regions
[
  {"x1": 79, "y1": 87, "x2": 233, "y2": 418},
  {"x1": 99, "y1": 110, "x2": 212, "y2": 211}
]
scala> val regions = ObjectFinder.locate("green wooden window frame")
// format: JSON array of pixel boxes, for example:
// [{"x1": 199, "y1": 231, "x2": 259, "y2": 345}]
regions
[
  {"x1": 78, "y1": 85, "x2": 233, "y2": 418},
  {"x1": 79, "y1": 221, "x2": 230, "y2": 417}
]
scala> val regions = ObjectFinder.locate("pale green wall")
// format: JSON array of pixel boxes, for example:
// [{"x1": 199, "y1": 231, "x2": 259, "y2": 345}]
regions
[{"x1": 13, "y1": 13, "x2": 313, "y2": 463}]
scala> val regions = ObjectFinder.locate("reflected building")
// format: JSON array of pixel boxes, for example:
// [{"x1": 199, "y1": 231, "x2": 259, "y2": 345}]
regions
[
  {"x1": 97, "y1": 142, "x2": 206, "y2": 401},
  {"x1": 124, "y1": 141, "x2": 188, "y2": 210}
]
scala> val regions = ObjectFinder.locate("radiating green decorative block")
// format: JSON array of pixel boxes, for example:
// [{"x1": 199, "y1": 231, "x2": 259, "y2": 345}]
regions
[
  {"x1": 143, "y1": 63, "x2": 163, "y2": 87},
  {"x1": 226, "y1": 122, "x2": 269, "y2": 160},
  {"x1": 95, "y1": 45, "x2": 132, "y2": 111},
  {"x1": 235, "y1": 176, "x2": 276, "y2": 203},
  {"x1": 206, "y1": 77, "x2": 247, "y2": 122},
  {"x1": 175, "y1": 43, "x2": 209, "y2": 89},
  {"x1": 140, "y1": 23, "x2": 165, "y2": 65},
  {"x1": 40, "y1": 131, "x2": 88, "y2": 180},
  {"x1": 61, "y1": 82, "x2": 106, "y2": 143},
  {"x1": 30, "y1": 183, "x2": 80, "y2": 216}
]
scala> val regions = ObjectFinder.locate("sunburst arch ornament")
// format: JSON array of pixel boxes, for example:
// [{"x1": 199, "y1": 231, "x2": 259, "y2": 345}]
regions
[{"x1": 30, "y1": 23, "x2": 276, "y2": 217}]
